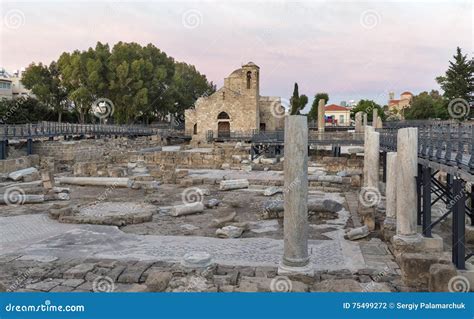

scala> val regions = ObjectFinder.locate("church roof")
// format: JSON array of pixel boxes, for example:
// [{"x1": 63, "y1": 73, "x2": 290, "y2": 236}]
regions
[{"x1": 243, "y1": 61, "x2": 259, "y2": 68}]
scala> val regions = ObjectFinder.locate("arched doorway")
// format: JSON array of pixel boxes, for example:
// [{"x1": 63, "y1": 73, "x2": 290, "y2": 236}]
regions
[{"x1": 217, "y1": 112, "x2": 230, "y2": 138}]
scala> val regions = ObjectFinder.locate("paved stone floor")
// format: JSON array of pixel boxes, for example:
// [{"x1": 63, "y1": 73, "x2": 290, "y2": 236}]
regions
[
  {"x1": 0, "y1": 189, "x2": 402, "y2": 292},
  {"x1": 1, "y1": 213, "x2": 368, "y2": 271}
]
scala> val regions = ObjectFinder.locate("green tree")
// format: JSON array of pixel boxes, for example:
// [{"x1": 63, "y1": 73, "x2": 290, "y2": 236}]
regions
[
  {"x1": 404, "y1": 90, "x2": 448, "y2": 120},
  {"x1": 19, "y1": 41, "x2": 213, "y2": 124},
  {"x1": 350, "y1": 99, "x2": 384, "y2": 121},
  {"x1": 57, "y1": 49, "x2": 97, "y2": 123},
  {"x1": 308, "y1": 93, "x2": 329, "y2": 121},
  {"x1": 436, "y1": 47, "x2": 473, "y2": 103},
  {"x1": 21, "y1": 62, "x2": 69, "y2": 122},
  {"x1": 289, "y1": 83, "x2": 308, "y2": 115},
  {"x1": 290, "y1": 83, "x2": 300, "y2": 115},
  {"x1": 169, "y1": 62, "x2": 215, "y2": 120},
  {"x1": 108, "y1": 42, "x2": 176, "y2": 124},
  {"x1": 0, "y1": 97, "x2": 53, "y2": 124}
]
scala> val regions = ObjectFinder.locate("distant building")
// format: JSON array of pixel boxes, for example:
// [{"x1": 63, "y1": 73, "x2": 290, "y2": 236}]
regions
[
  {"x1": 388, "y1": 91, "x2": 413, "y2": 114},
  {"x1": 347, "y1": 100, "x2": 357, "y2": 107},
  {"x1": 0, "y1": 68, "x2": 13, "y2": 100},
  {"x1": 11, "y1": 69, "x2": 32, "y2": 98},
  {"x1": 0, "y1": 68, "x2": 33, "y2": 100},
  {"x1": 324, "y1": 104, "x2": 351, "y2": 126}
]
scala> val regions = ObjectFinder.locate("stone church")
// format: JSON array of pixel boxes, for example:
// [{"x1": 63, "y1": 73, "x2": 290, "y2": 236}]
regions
[{"x1": 185, "y1": 62, "x2": 284, "y2": 141}]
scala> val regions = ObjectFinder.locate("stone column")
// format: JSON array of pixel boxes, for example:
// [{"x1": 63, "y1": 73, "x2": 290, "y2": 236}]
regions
[
  {"x1": 363, "y1": 126, "x2": 374, "y2": 187},
  {"x1": 376, "y1": 116, "x2": 383, "y2": 129},
  {"x1": 363, "y1": 113, "x2": 368, "y2": 127},
  {"x1": 355, "y1": 112, "x2": 363, "y2": 133},
  {"x1": 279, "y1": 115, "x2": 312, "y2": 275},
  {"x1": 372, "y1": 108, "x2": 378, "y2": 127},
  {"x1": 385, "y1": 152, "x2": 397, "y2": 221},
  {"x1": 317, "y1": 99, "x2": 325, "y2": 133},
  {"x1": 366, "y1": 130, "x2": 380, "y2": 189},
  {"x1": 383, "y1": 152, "x2": 397, "y2": 239},
  {"x1": 394, "y1": 128, "x2": 422, "y2": 242},
  {"x1": 360, "y1": 129, "x2": 380, "y2": 230}
]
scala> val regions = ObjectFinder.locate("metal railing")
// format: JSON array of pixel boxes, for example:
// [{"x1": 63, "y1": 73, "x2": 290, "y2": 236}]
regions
[
  {"x1": 0, "y1": 121, "x2": 188, "y2": 140},
  {"x1": 380, "y1": 122, "x2": 474, "y2": 174},
  {"x1": 208, "y1": 129, "x2": 364, "y2": 146}
]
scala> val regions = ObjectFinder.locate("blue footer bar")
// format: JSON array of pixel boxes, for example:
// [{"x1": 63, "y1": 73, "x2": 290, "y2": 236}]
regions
[{"x1": 0, "y1": 292, "x2": 473, "y2": 319}]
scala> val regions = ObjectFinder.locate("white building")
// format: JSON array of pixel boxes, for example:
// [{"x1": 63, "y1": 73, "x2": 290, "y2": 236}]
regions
[{"x1": 0, "y1": 69, "x2": 13, "y2": 100}]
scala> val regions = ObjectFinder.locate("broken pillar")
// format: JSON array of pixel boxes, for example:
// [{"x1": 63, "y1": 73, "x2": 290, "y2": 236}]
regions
[
  {"x1": 219, "y1": 179, "x2": 249, "y2": 191},
  {"x1": 372, "y1": 108, "x2": 378, "y2": 127},
  {"x1": 355, "y1": 112, "x2": 363, "y2": 133},
  {"x1": 170, "y1": 202, "x2": 204, "y2": 217},
  {"x1": 317, "y1": 99, "x2": 325, "y2": 133},
  {"x1": 56, "y1": 177, "x2": 130, "y2": 188},
  {"x1": 279, "y1": 115, "x2": 312, "y2": 275}
]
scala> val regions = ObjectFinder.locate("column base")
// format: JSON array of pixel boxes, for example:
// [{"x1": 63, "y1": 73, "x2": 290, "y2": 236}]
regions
[
  {"x1": 278, "y1": 261, "x2": 314, "y2": 276},
  {"x1": 358, "y1": 205, "x2": 375, "y2": 231},
  {"x1": 382, "y1": 217, "x2": 396, "y2": 242},
  {"x1": 391, "y1": 233, "x2": 423, "y2": 256}
]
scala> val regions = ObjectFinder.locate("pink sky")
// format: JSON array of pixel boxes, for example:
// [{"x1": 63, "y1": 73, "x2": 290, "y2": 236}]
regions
[{"x1": 0, "y1": 0, "x2": 472, "y2": 110}]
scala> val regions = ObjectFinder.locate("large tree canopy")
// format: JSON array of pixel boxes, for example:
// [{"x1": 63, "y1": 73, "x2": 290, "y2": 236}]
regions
[
  {"x1": 404, "y1": 90, "x2": 448, "y2": 120},
  {"x1": 19, "y1": 41, "x2": 215, "y2": 124}
]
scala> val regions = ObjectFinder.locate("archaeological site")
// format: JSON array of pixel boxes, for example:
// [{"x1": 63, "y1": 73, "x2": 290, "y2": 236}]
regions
[{"x1": 1, "y1": 80, "x2": 473, "y2": 294}]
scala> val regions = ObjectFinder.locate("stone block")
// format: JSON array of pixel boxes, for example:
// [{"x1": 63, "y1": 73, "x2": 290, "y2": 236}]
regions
[
  {"x1": 428, "y1": 263, "x2": 458, "y2": 292},
  {"x1": 398, "y1": 252, "x2": 451, "y2": 288},
  {"x1": 64, "y1": 263, "x2": 96, "y2": 279},
  {"x1": 145, "y1": 271, "x2": 172, "y2": 292}
]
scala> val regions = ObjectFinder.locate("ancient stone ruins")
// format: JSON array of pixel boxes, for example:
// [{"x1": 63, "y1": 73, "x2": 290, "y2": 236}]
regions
[{"x1": 0, "y1": 93, "x2": 473, "y2": 293}]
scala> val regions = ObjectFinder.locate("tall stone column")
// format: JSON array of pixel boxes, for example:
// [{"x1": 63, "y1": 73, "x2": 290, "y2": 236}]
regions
[
  {"x1": 355, "y1": 112, "x2": 363, "y2": 133},
  {"x1": 382, "y1": 152, "x2": 397, "y2": 240},
  {"x1": 366, "y1": 130, "x2": 380, "y2": 189},
  {"x1": 394, "y1": 128, "x2": 422, "y2": 243},
  {"x1": 317, "y1": 99, "x2": 325, "y2": 133},
  {"x1": 372, "y1": 108, "x2": 378, "y2": 127},
  {"x1": 363, "y1": 126, "x2": 374, "y2": 187},
  {"x1": 385, "y1": 152, "x2": 397, "y2": 221},
  {"x1": 279, "y1": 115, "x2": 312, "y2": 275},
  {"x1": 363, "y1": 113, "x2": 368, "y2": 127},
  {"x1": 360, "y1": 129, "x2": 379, "y2": 230}
]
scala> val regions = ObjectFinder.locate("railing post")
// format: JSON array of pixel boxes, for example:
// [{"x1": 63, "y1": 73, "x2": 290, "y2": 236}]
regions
[
  {"x1": 469, "y1": 126, "x2": 474, "y2": 173},
  {"x1": 416, "y1": 163, "x2": 423, "y2": 226},
  {"x1": 445, "y1": 124, "x2": 453, "y2": 165},
  {"x1": 452, "y1": 178, "x2": 466, "y2": 269},
  {"x1": 382, "y1": 151, "x2": 387, "y2": 183},
  {"x1": 422, "y1": 166, "x2": 432, "y2": 237}
]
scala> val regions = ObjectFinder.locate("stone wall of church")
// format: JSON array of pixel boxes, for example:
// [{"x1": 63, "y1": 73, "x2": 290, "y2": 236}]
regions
[
  {"x1": 185, "y1": 63, "x2": 265, "y2": 142},
  {"x1": 258, "y1": 97, "x2": 284, "y2": 131}
]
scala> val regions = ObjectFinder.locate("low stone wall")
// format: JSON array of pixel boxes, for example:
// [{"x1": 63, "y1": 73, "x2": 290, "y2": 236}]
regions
[
  {"x1": 319, "y1": 156, "x2": 364, "y2": 174},
  {"x1": 32, "y1": 136, "x2": 163, "y2": 171},
  {"x1": 116, "y1": 146, "x2": 250, "y2": 170},
  {"x1": 0, "y1": 155, "x2": 39, "y2": 174}
]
